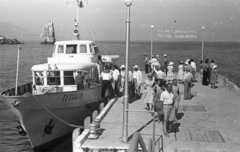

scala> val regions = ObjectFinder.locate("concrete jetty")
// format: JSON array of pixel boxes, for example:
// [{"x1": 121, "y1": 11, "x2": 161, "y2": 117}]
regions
[{"x1": 73, "y1": 72, "x2": 240, "y2": 152}]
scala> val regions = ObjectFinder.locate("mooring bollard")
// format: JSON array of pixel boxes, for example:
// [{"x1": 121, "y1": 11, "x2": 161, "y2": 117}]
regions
[
  {"x1": 94, "y1": 119, "x2": 100, "y2": 128},
  {"x1": 88, "y1": 123, "x2": 98, "y2": 139},
  {"x1": 226, "y1": 78, "x2": 229, "y2": 85}
]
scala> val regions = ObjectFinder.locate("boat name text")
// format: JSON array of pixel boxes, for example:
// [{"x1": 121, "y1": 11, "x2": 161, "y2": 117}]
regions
[{"x1": 62, "y1": 93, "x2": 83, "y2": 101}]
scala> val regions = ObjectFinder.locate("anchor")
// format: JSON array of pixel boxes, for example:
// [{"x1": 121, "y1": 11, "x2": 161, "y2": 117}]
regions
[{"x1": 43, "y1": 119, "x2": 54, "y2": 134}]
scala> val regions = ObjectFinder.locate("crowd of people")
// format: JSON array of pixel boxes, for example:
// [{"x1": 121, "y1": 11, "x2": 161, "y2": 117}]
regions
[
  {"x1": 94, "y1": 54, "x2": 218, "y2": 137},
  {"x1": 143, "y1": 54, "x2": 218, "y2": 137},
  {"x1": 98, "y1": 63, "x2": 143, "y2": 101},
  {"x1": 200, "y1": 59, "x2": 218, "y2": 88}
]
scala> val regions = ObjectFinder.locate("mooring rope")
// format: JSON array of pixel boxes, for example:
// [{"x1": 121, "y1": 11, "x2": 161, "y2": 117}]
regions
[{"x1": 32, "y1": 95, "x2": 85, "y2": 129}]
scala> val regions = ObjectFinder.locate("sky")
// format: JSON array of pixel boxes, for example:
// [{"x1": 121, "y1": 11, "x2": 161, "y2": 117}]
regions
[{"x1": 0, "y1": 0, "x2": 240, "y2": 42}]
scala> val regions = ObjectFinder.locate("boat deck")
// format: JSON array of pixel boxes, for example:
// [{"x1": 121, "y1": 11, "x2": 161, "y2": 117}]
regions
[{"x1": 73, "y1": 72, "x2": 240, "y2": 152}]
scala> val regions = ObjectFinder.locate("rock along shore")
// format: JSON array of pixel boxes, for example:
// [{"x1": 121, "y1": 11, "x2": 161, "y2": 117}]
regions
[{"x1": 0, "y1": 35, "x2": 23, "y2": 45}]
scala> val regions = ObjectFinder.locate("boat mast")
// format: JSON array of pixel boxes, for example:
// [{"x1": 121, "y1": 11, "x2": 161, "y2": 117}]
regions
[
  {"x1": 73, "y1": 0, "x2": 80, "y2": 40},
  {"x1": 68, "y1": 0, "x2": 83, "y2": 40}
]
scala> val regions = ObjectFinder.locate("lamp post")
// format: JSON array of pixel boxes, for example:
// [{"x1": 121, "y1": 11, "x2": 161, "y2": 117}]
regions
[
  {"x1": 122, "y1": 0, "x2": 132, "y2": 143},
  {"x1": 201, "y1": 26, "x2": 205, "y2": 60},
  {"x1": 150, "y1": 25, "x2": 154, "y2": 58}
]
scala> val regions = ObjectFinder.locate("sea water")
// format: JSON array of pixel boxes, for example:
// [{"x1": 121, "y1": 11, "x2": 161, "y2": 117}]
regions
[{"x1": 0, "y1": 41, "x2": 239, "y2": 152}]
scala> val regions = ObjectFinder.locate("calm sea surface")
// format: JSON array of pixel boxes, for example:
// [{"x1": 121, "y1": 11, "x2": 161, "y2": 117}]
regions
[{"x1": 0, "y1": 41, "x2": 240, "y2": 152}]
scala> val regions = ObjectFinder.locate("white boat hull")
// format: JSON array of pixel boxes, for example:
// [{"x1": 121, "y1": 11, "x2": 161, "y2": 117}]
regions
[{"x1": 1, "y1": 83, "x2": 103, "y2": 150}]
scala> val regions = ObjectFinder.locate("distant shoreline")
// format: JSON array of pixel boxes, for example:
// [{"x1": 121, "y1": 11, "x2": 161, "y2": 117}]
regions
[{"x1": 96, "y1": 40, "x2": 240, "y2": 44}]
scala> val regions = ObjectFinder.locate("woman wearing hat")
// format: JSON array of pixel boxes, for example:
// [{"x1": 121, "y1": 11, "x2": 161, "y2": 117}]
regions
[
  {"x1": 210, "y1": 65, "x2": 218, "y2": 88},
  {"x1": 178, "y1": 61, "x2": 184, "y2": 84},
  {"x1": 140, "y1": 73, "x2": 155, "y2": 111},
  {"x1": 166, "y1": 62, "x2": 174, "y2": 84}
]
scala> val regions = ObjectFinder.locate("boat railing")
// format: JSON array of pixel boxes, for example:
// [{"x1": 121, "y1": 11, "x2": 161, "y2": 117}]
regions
[
  {"x1": 127, "y1": 109, "x2": 164, "y2": 152},
  {"x1": 1, "y1": 82, "x2": 33, "y2": 96}
]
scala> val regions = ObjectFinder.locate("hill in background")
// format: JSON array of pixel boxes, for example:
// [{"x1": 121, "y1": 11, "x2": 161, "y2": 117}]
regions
[{"x1": 0, "y1": 22, "x2": 39, "y2": 41}]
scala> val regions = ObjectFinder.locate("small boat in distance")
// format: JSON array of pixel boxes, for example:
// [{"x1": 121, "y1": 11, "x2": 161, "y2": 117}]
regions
[{"x1": 0, "y1": 2, "x2": 119, "y2": 151}]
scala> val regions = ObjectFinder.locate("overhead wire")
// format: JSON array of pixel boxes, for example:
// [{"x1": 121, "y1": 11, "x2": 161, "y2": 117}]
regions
[{"x1": 79, "y1": 9, "x2": 94, "y2": 40}]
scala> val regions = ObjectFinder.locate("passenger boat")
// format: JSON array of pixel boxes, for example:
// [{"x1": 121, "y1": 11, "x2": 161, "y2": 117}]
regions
[{"x1": 0, "y1": 2, "x2": 119, "y2": 151}]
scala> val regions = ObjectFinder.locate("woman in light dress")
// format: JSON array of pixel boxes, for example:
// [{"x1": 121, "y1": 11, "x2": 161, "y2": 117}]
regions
[
  {"x1": 178, "y1": 61, "x2": 184, "y2": 84},
  {"x1": 166, "y1": 62, "x2": 174, "y2": 83},
  {"x1": 210, "y1": 65, "x2": 218, "y2": 88},
  {"x1": 141, "y1": 73, "x2": 155, "y2": 111}
]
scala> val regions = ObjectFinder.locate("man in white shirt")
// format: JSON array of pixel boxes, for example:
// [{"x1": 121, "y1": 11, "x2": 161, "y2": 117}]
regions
[
  {"x1": 160, "y1": 83, "x2": 173, "y2": 137},
  {"x1": 154, "y1": 65, "x2": 166, "y2": 87},
  {"x1": 112, "y1": 65, "x2": 120, "y2": 96},
  {"x1": 100, "y1": 65, "x2": 116, "y2": 99},
  {"x1": 132, "y1": 65, "x2": 142, "y2": 98},
  {"x1": 120, "y1": 65, "x2": 133, "y2": 97}
]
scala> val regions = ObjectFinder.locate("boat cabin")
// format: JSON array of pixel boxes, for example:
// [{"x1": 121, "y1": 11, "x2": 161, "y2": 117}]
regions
[
  {"x1": 0, "y1": 40, "x2": 120, "y2": 96},
  {"x1": 31, "y1": 40, "x2": 100, "y2": 94}
]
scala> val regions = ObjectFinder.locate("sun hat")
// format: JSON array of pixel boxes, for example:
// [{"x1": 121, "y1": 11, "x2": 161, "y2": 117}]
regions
[
  {"x1": 164, "y1": 54, "x2": 167, "y2": 57},
  {"x1": 133, "y1": 65, "x2": 139, "y2": 69},
  {"x1": 213, "y1": 65, "x2": 217, "y2": 69},
  {"x1": 169, "y1": 61, "x2": 174, "y2": 66},
  {"x1": 120, "y1": 65, "x2": 125, "y2": 69}
]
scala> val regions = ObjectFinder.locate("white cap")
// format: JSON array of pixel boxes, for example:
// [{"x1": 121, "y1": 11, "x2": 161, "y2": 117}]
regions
[
  {"x1": 169, "y1": 61, "x2": 174, "y2": 66},
  {"x1": 164, "y1": 54, "x2": 167, "y2": 57},
  {"x1": 133, "y1": 65, "x2": 139, "y2": 68},
  {"x1": 120, "y1": 65, "x2": 125, "y2": 68}
]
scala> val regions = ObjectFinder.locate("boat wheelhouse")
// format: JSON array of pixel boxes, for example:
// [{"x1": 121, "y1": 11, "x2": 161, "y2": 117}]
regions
[{"x1": 31, "y1": 40, "x2": 101, "y2": 94}]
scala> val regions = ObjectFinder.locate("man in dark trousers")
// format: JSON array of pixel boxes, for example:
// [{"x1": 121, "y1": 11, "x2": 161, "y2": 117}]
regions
[
  {"x1": 159, "y1": 83, "x2": 174, "y2": 137},
  {"x1": 100, "y1": 65, "x2": 116, "y2": 99},
  {"x1": 144, "y1": 55, "x2": 149, "y2": 74},
  {"x1": 164, "y1": 54, "x2": 169, "y2": 75},
  {"x1": 202, "y1": 59, "x2": 209, "y2": 86}
]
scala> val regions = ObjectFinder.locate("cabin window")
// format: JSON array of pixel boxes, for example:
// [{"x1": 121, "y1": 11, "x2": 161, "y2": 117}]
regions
[
  {"x1": 80, "y1": 45, "x2": 87, "y2": 53},
  {"x1": 57, "y1": 45, "x2": 64, "y2": 53},
  {"x1": 94, "y1": 46, "x2": 99, "y2": 54},
  {"x1": 47, "y1": 71, "x2": 60, "y2": 85},
  {"x1": 66, "y1": 44, "x2": 77, "y2": 54},
  {"x1": 64, "y1": 71, "x2": 75, "y2": 85},
  {"x1": 34, "y1": 71, "x2": 44, "y2": 86}
]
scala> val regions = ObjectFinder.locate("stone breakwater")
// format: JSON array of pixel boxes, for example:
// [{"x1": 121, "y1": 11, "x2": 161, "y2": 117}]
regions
[{"x1": 0, "y1": 35, "x2": 23, "y2": 44}]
